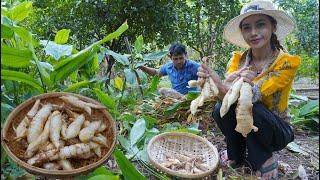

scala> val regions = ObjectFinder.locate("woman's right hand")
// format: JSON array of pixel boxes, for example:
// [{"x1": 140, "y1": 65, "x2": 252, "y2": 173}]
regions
[{"x1": 224, "y1": 67, "x2": 247, "y2": 85}]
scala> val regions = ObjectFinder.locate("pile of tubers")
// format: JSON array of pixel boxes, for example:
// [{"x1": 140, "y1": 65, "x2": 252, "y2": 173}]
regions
[
  {"x1": 188, "y1": 77, "x2": 219, "y2": 115},
  {"x1": 220, "y1": 77, "x2": 258, "y2": 137},
  {"x1": 160, "y1": 152, "x2": 210, "y2": 174},
  {"x1": 12, "y1": 95, "x2": 108, "y2": 170}
]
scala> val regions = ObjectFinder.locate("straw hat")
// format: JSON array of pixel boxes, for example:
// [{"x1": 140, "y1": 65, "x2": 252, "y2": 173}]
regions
[{"x1": 223, "y1": 0, "x2": 296, "y2": 48}]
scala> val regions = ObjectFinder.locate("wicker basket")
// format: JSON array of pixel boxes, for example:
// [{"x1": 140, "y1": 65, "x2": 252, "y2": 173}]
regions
[
  {"x1": 147, "y1": 132, "x2": 219, "y2": 179},
  {"x1": 1, "y1": 92, "x2": 117, "y2": 179}
]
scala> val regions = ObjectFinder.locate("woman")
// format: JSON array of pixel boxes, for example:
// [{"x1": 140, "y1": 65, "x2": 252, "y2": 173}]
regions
[{"x1": 198, "y1": 0, "x2": 301, "y2": 179}]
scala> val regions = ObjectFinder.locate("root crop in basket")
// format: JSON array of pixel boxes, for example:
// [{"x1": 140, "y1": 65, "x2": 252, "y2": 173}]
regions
[
  {"x1": 11, "y1": 95, "x2": 109, "y2": 170},
  {"x1": 160, "y1": 152, "x2": 210, "y2": 174}
]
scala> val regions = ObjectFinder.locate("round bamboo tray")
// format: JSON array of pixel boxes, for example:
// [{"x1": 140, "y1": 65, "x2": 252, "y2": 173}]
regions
[
  {"x1": 147, "y1": 132, "x2": 219, "y2": 179},
  {"x1": 1, "y1": 92, "x2": 117, "y2": 179}
]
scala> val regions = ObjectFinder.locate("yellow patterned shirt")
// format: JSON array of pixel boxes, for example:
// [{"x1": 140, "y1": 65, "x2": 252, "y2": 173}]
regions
[{"x1": 226, "y1": 50, "x2": 301, "y2": 121}]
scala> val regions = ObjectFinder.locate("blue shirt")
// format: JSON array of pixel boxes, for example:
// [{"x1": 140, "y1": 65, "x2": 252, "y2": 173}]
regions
[{"x1": 160, "y1": 60, "x2": 200, "y2": 94}]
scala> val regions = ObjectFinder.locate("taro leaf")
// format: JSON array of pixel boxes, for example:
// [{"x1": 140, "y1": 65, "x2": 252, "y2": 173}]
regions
[
  {"x1": 93, "y1": 88, "x2": 116, "y2": 110},
  {"x1": 63, "y1": 80, "x2": 90, "y2": 92},
  {"x1": 1, "y1": 70, "x2": 44, "y2": 93},
  {"x1": 54, "y1": 29, "x2": 70, "y2": 44},
  {"x1": 134, "y1": 35, "x2": 144, "y2": 53},
  {"x1": 8, "y1": 1, "x2": 32, "y2": 22},
  {"x1": 136, "y1": 147, "x2": 148, "y2": 162},
  {"x1": 117, "y1": 135, "x2": 139, "y2": 159},
  {"x1": 129, "y1": 118, "x2": 146, "y2": 146},
  {"x1": 40, "y1": 40, "x2": 73, "y2": 60},
  {"x1": 103, "y1": 49, "x2": 129, "y2": 66},
  {"x1": 134, "y1": 62, "x2": 147, "y2": 69},
  {"x1": 113, "y1": 148, "x2": 147, "y2": 180},
  {"x1": 1, "y1": 45, "x2": 33, "y2": 67},
  {"x1": 299, "y1": 100, "x2": 319, "y2": 116},
  {"x1": 143, "y1": 50, "x2": 169, "y2": 61},
  {"x1": 286, "y1": 142, "x2": 309, "y2": 156},
  {"x1": 124, "y1": 68, "x2": 137, "y2": 85}
]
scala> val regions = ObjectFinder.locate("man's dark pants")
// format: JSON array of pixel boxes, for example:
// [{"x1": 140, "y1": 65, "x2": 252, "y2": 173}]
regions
[{"x1": 212, "y1": 102, "x2": 294, "y2": 170}]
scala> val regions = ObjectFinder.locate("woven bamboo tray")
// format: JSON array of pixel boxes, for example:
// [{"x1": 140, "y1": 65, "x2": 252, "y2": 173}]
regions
[
  {"x1": 147, "y1": 132, "x2": 219, "y2": 179},
  {"x1": 1, "y1": 92, "x2": 117, "y2": 179}
]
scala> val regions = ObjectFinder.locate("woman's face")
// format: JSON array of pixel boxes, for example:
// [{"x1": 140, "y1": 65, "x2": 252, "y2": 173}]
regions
[{"x1": 240, "y1": 14, "x2": 275, "y2": 49}]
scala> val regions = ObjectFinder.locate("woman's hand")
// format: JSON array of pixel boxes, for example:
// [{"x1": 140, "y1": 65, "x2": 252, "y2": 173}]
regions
[
  {"x1": 197, "y1": 64, "x2": 222, "y2": 84},
  {"x1": 239, "y1": 67, "x2": 257, "y2": 85}
]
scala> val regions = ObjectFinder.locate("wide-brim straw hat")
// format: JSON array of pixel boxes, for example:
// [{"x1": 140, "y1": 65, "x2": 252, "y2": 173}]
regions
[{"x1": 223, "y1": 0, "x2": 296, "y2": 48}]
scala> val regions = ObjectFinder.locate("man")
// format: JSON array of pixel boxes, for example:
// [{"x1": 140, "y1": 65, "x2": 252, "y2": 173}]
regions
[{"x1": 139, "y1": 43, "x2": 200, "y2": 95}]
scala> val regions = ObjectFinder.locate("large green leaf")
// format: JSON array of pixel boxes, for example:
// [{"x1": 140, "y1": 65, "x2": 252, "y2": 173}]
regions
[
  {"x1": 87, "y1": 175, "x2": 119, "y2": 180},
  {"x1": 124, "y1": 68, "x2": 137, "y2": 85},
  {"x1": 134, "y1": 35, "x2": 144, "y2": 53},
  {"x1": 104, "y1": 49, "x2": 129, "y2": 66},
  {"x1": 63, "y1": 80, "x2": 90, "y2": 92},
  {"x1": 113, "y1": 148, "x2": 147, "y2": 180},
  {"x1": 129, "y1": 118, "x2": 146, "y2": 146},
  {"x1": 95, "y1": 21, "x2": 128, "y2": 46},
  {"x1": 8, "y1": 1, "x2": 33, "y2": 22},
  {"x1": 93, "y1": 88, "x2": 116, "y2": 110},
  {"x1": 13, "y1": 26, "x2": 40, "y2": 48},
  {"x1": 147, "y1": 75, "x2": 160, "y2": 93},
  {"x1": 1, "y1": 70, "x2": 44, "y2": 93},
  {"x1": 40, "y1": 40, "x2": 73, "y2": 60},
  {"x1": 51, "y1": 49, "x2": 95, "y2": 82},
  {"x1": 143, "y1": 50, "x2": 168, "y2": 61},
  {"x1": 299, "y1": 100, "x2": 319, "y2": 116},
  {"x1": 54, "y1": 29, "x2": 71, "y2": 44},
  {"x1": 1, "y1": 24, "x2": 14, "y2": 39},
  {"x1": 1, "y1": 45, "x2": 33, "y2": 67},
  {"x1": 34, "y1": 60, "x2": 53, "y2": 89},
  {"x1": 51, "y1": 22, "x2": 128, "y2": 82}
]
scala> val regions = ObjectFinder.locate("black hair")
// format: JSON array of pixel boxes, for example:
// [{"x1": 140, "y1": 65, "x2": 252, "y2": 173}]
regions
[
  {"x1": 239, "y1": 14, "x2": 285, "y2": 52},
  {"x1": 169, "y1": 42, "x2": 187, "y2": 56}
]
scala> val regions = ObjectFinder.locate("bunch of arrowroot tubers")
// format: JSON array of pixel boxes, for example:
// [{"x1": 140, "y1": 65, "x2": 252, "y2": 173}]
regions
[
  {"x1": 220, "y1": 77, "x2": 258, "y2": 137},
  {"x1": 12, "y1": 95, "x2": 108, "y2": 170},
  {"x1": 160, "y1": 152, "x2": 210, "y2": 174},
  {"x1": 188, "y1": 77, "x2": 219, "y2": 115}
]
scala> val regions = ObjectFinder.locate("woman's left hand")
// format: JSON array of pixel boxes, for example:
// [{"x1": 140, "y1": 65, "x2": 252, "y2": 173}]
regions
[{"x1": 240, "y1": 67, "x2": 257, "y2": 85}]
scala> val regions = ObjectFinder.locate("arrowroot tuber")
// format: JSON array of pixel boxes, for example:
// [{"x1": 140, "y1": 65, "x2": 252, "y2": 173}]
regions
[
  {"x1": 92, "y1": 133, "x2": 107, "y2": 147},
  {"x1": 190, "y1": 77, "x2": 219, "y2": 115},
  {"x1": 235, "y1": 82, "x2": 258, "y2": 137},
  {"x1": 13, "y1": 116, "x2": 30, "y2": 141},
  {"x1": 220, "y1": 77, "x2": 243, "y2": 118},
  {"x1": 27, "y1": 99, "x2": 41, "y2": 119},
  {"x1": 79, "y1": 120, "x2": 102, "y2": 142},
  {"x1": 49, "y1": 111, "x2": 62, "y2": 149},
  {"x1": 26, "y1": 117, "x2": 51, "y2": 158},
  {"x1": 59, "y1": 143, "x2": 91, "y2": 159},
  {"x1": 64, "y1": 114, "x2": 85, "y2": 139},
  {"x1": 58, "y1": 159, "x2": 73, "y2": 170},
  {"x1": 27, "y1": 104, "x2": 53, "y2": 143}
]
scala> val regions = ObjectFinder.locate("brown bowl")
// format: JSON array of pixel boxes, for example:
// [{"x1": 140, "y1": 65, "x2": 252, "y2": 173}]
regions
[{"x1": 1, "y1": 92, "x2": 117, "y2": 178}]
